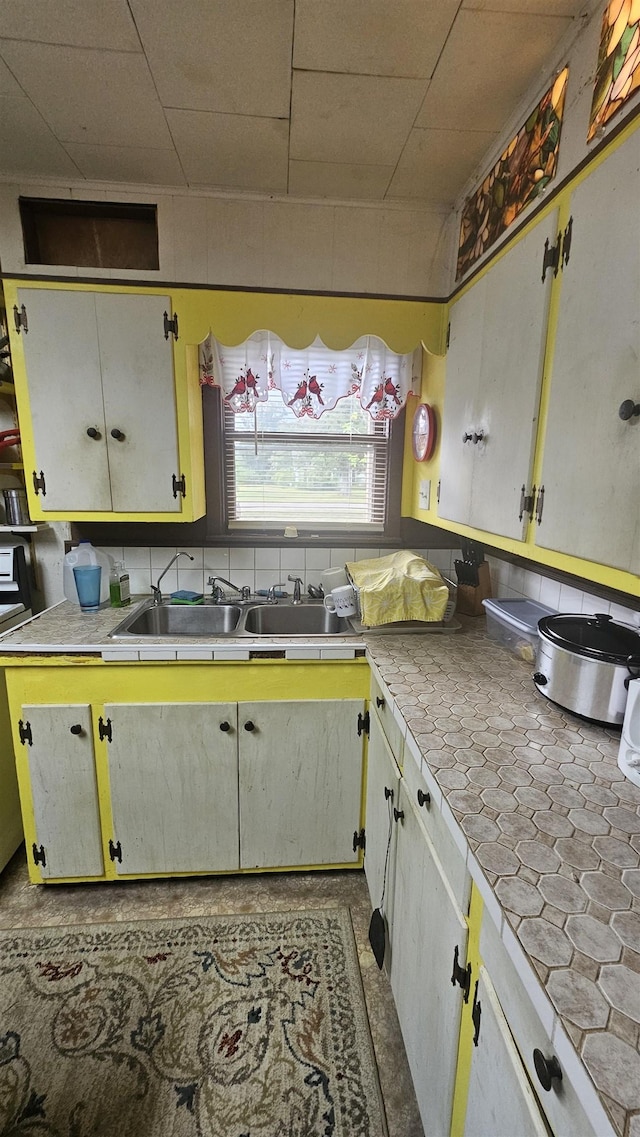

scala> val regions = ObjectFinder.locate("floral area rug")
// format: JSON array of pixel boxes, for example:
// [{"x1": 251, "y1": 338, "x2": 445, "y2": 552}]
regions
[{"x1": 0, "y1": 908, "x2": 386, "y2": 1137}]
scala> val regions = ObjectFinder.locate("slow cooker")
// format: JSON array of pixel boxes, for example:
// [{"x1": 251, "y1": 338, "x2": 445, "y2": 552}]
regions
[{"x1": 534, "y1": 613, "x2": 640, "y2": 727}]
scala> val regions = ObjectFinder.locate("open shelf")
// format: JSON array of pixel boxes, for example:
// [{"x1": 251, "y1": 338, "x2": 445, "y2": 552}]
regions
[{"x1": 0, "y1": 523, "x2": 47, "y2": 533}]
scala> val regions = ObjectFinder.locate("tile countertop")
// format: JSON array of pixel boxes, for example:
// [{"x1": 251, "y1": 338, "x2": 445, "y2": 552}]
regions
[{"x1": 1, "y1": 602, "x2": 639, "y2": 1134}]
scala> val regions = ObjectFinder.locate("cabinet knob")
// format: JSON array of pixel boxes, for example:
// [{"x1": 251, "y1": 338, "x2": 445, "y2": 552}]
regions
[
  {"x1": 243, "y1": 720, "x2": 255, "y2": 732},
  {"x1": 110, "y1": 428, "x2": 125, "y2": 441},
  {"x1": 619, "y1": 399, "x2": 640, "y2": 421},
  {"x1": 69, "y1": 724, "x2": 83, "y2": 735},
  {"x1": 393, "y1": 807, "x2": 404, "y2": 823},
  {"x1": 473, "y1": 430, "x2": 484, "y2": 444},
  {"x1": 376, "y1": 696, "x2": 385, "y2": 708},
  {"x1": 417, "y1": 789, "x2": 431, "y2": 808},
  {"x1": 219, "y1": 721, "x2": 231, "y2": 732},
  {"x1": 533, "y1": 1049, "x2": 562, "y2": 1092},
  {"x1": 462, "y1": 431, "x2": 473, "y2": 443},
  {"x1": 86, "y1": 427, "x2": 101, "y2": 440}
]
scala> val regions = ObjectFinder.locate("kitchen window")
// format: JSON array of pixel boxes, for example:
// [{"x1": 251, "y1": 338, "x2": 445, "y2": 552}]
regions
[{"x1": 200, "y1": 331, "x2": 417, "y2": 537}]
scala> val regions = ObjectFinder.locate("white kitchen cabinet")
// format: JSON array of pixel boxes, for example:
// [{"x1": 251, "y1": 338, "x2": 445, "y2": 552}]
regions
[
  {"x1": 105, "y1": 702, "x2": 240, "y2": 876},
  {"x1": 535, "y1": 130, "x2": 640, "y2": 573},
  {"x1": 439, "y1": 210, "x2": 558, "y2": 541},
  {"x1": 363, "y1": 705, "x2": 402, "y2": 960},
  {"x1": 391, "y1": 784, "x2": 469, "y2": 1137},
  {"x1": 18, "y1": 704, "x2": 103, "y2": 879},
  {"x1": 463, "y1": 966, "x2": 551, "y2": 1137},
  {"x1": 11, "y1": 287, "x2": 201, "y2": 518},
  {"x1": 238, "y1": 698, "x2": 364, "y2": 869}
]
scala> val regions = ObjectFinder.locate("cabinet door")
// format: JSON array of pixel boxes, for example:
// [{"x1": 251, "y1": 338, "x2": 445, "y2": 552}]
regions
[
  {"x1": 537, "y1": 131, "x2": 640, "y2": 571},
  {"x1": 96, "y1": 294, "x2": 181, "y2": 513},
  {"x1": 238, "y1": 699, "x2": 364, "y2": 869},
  {"x1": 364, "y1": 707, "x2": 401, "y2": 953},
  {"x1": 20, "y1": 704, "x2": 104, "y2": 878},
  {"x1": 105, "y1": 703, "x2": 239, "y2": 875},
  {"x1": 17, "y1": 289, "x2": 112, "y2": 511},
  {"x1": 463, "y1": 967, "x2": 550, "y2": 1137},
  {"x1": 390, "y1": 786, "x2": 469, "y2": 1137},
  {"x1": 439, "y1": 278, "x2": 486, "y2": 526}
]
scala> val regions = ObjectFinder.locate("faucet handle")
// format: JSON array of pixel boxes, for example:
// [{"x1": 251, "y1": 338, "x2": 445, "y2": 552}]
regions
[{"x1": 288, "y1": 575, "x2": 304, "y2": 603}]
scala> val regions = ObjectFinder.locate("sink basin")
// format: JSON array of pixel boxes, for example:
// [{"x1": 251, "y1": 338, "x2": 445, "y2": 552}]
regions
[
  {"x1": 111, "y1": 603, "x2": 243, "y2": 638},
  {"x1": 241, "y1": 604, "x2": 352, "y2": 636}
]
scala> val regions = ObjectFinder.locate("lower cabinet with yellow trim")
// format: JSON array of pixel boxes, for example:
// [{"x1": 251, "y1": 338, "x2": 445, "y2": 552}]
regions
[{"x1": 5, "y1": 658, "x2": 369, "y2": 884}]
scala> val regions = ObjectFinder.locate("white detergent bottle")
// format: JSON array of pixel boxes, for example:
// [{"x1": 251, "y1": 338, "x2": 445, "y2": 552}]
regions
[{"x1": 63, "y1": 540, "x2": 112, "y2": 606}]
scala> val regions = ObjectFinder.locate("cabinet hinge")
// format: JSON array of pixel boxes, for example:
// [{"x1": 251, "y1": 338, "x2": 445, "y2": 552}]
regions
[
  {"x1": 31, "y1": 842, "x2": 46, "y2": 867},
  {"x1": 18, "y1": 719, "x2": 32, "y2": 746},
  {"x1": 446, "y1": 321, "x2": 451, "y2": 349},
  {"x1": 471, "y1": 980, "x2": 482, "y2": 1046},
  {"x1": 163, "y1": 310, "x2": 179, "y2": 341},
  {"x1": 541, "y1": 233, "x2": 561, "y2": 282},
  {"x1": 352, "y1": 828, "x2": 366, "y2": 853},
  {"x1": 451, "y1": 944, "x2": 472, "y2": 1003},
  {"x1": 518, "y1": 484, "x2": 535, "y2": 522},
  {"x1": 13, "y1": 304, "x2": 28, "y2": 334},
  {"x1": 357, "y1": 710, "x2": 370, "y2": 737},
  {"x1": 109, "y1": 838, "x2": 122, "y2": 863},
  {"x1": 32, "y1": 470, "x2": 46, "y2": 496},
  {"x1": 561, "y1": 215, "x2": 573, "y2": 270},
  {"x1": 98, "y1": 716, "x2": 112, "y2": 742},
  {"x1": 535, "y1": 484, "x2": 545, "y2": 525},
  {"x1": 436, "y1": 479, "x2": 441, "y2": 503},
  {"x1": 172, "y1": 473, "x2": 186, "y2": 499}
]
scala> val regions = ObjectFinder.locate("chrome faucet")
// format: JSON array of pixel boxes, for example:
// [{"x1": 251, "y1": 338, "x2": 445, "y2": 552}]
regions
[
  {"x1": 208, "y1": 575, "x2": 251, "y2": 602},
  {"x1": 267, "y1": 581, "x2": 287, "y2": 603},
  {"x1": 288, "y1": 575, "x2": 304, "y2": 604},
  {"x1": 151, "y1": 551, "x2": 194, "y2": 604}
]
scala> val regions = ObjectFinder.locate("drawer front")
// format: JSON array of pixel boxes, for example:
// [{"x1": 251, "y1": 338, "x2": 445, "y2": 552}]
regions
[
  {"x1": 480, "y1": 915, "x2": 600, "y2": 1137},
  {"x1": 370, "y1": 676, "x2": 404, "y2": 764},
  {"x1": 403, "y1": 754, "x2": 471, "y2": 914}
]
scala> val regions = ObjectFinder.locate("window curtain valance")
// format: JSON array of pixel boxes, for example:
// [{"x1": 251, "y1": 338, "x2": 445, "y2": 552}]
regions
[{"x1": 199, "y1": 331, "x2": 419, "y2": 421}]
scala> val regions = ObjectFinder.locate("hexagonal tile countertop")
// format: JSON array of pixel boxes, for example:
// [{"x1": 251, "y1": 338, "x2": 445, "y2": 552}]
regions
[{"x1": 366, "y1": 621, "x2": 640, "y2": 1137}]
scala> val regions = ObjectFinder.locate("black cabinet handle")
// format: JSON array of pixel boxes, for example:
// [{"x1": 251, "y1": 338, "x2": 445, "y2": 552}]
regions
[
  {"x1": 376, "y1": 696, "x2": 385, "y2": 708},
  {"x1": 619, "y1": 399, "x2": 640, "y2": 421},
  {"x1": 393, "y1": 807, "x2": 404, "y2": 823},
  {"x1": 473, "y1": 430, "x2": 484, "y2": 444},
  {"x1": 86, "y1": 427, "x2": 101, "y2": 440},
  {"x1": 219, "y1": 721, "x2": 231, "y2": 732},
  {"x1": 244, "y1": 721, "x2": 255, "y2": 732},
  {"x1": 110, "y1": 428, "x2": 125, "y2": 441},
  {"x1": 533, "y1": 1049, "x2": 562, "y2": 1092},
  {"x1": 462, "y1": 431, "x2": 473, "y2": 443},
  {"x1": 69, "y1": 724, "x2": 83, "y2": 735},
  {"x1": 417, "y1": 789, "x2": 431, "y2": 808}
]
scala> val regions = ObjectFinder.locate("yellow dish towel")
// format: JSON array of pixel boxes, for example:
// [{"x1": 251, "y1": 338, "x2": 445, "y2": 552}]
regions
[{"x1": 346, "y1": 550, "x2": 449, "y2": 627}]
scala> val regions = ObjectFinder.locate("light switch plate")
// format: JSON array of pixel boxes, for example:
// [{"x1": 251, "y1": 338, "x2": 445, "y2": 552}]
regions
[{"x1": 419, "y1": 479, "x2": 431, "y2": 510}]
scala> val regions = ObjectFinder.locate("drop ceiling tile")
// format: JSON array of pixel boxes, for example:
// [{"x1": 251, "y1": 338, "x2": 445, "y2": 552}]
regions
[
  {"x1": 387, "y1": 127, "x2": 497, "y2": 205},
  {"x1": 291, "y1": 71, "x2": 427, "y2": 166},
  {"x1": 130, "y1": 0, "x2": 293, "y2": 118},
  {"x1": 167, "y1": 109, "x2": 288, "y2": 193},
  {"x1": 0, "y1": 54, "x2": 21, "y2": 95},
  {"x1": 64, "y1": 143, "x2": 186, "y2": 186},
  {"x1": 0, "y1": 0, "x2": 141, "y2": 50},
  {"x1": 294, "y1": 0, "x2": 459, "y2": 79},
  {"x1": 415, "y1": 10, "x2": 573, "y2": 133},
  {"x1": 0, "y1": 95, "x2": 80, "y2": 179},
  {"x1": 289, "y1": 161, "x2": 393, "y2": 200},
  {"x1": 0, "y1": 40, "x2": 171, "y2": 148}
]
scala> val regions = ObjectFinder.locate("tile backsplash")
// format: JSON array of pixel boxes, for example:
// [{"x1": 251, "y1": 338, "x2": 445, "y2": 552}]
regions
[{"x1": 485, "y1": 555, "x2": 640, "y2": 628}]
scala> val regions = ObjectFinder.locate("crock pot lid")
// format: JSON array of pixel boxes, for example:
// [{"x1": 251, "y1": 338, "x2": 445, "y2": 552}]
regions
[{"x1": 538, "y1": 613, "x2": 640, "y2": 663}]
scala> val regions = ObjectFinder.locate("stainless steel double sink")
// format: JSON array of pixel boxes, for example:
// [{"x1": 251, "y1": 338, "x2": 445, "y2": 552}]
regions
[{"x1": 109, "y1": 598, "x2": 355, "y2": 639}]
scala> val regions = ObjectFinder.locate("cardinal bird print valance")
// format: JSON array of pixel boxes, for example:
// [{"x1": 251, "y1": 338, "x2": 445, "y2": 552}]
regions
[{"x1": 199, "y1": 330, "x2": 418, "y2": 421}]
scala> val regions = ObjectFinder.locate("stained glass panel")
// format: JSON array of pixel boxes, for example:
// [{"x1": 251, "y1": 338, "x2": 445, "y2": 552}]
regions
[
  {"x1": 456, "y1": 69, "x2": 568, "y2": 280},
  {"x1": 588, "y1": 0, "x2": 640, "y2": 141}
]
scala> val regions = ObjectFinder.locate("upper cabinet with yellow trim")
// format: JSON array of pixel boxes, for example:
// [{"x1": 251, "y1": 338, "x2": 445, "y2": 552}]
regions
[
  {"x1": 5, "y1": 283, "x2": 205, "y2": 523},
  {"x1": 534, "y1": 129, "x2": 640, "y2": 575},
  {"x1": 439, "y1": 208, "x2": 558, "y2": 542}
]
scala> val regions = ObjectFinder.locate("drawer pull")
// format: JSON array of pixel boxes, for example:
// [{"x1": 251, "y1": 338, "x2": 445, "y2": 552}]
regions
[
  {"x1": 533, "y1": 1049, "x2": 562, "y2": 1092},
  {"x1": 69, "y1": 724, "x2": 83, "y2": 735},
  {"x1": 243, "y1": 720, "x2": 255, "y2": 732},
  {"x1": 219, "y1": 721, "x2": 231, "y2": 732},
  {"x1": 376, "y1": 696, "x2": 385, "y2": 708},
  {"x1": 417, "y1": 789, "x2": 431, "y2": 808},
  {"x1": 393, "y1": 807, "x2": 404, "y2": 823}
]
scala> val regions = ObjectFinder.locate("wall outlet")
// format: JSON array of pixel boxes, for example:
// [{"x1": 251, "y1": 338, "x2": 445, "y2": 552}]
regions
[{"x1": 419, "y1": 479, "x2": 431, "y2": 510}]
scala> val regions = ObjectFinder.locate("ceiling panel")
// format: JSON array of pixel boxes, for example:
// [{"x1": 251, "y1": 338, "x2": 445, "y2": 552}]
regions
[
  {"x1": 288, "y1": 161, "x2": 394, "y2": 200},
  {"x1": 293, "y1": 0, "x2": 460, "y2": 79},
  {"x1": 64, "y1": 144, "x2": 186, "y2": 186},
  {"x1": 0, "y1": 40, "x2": 173, "y2": 148},
  {"x1": 415, "y1": 10, "x2": 574, "y2": 133},
  {"x1": 0, "y1": 0, "x2": 141, "y2": 51},
  {"x1": 167, "y1": 109, "x2": 289, "y2": 193},
  {"x1": 387, "y1": 127, "x2": 498, "y2": 204},
  {"x1": 462, "y1": 0, "x2": 586, "y2": 13},
  {"x1": 0, "y1": 95, "x2": 80, "y2": 178},
  {"x1": 291, "y1": 72, "x2": 428, "y2": 166},
  {"x1": 130, "y1": 0, "x2": 293, "y2": 118},
  {"x1": 0, "y1": 54, "x2": 21, "y2": 95}
]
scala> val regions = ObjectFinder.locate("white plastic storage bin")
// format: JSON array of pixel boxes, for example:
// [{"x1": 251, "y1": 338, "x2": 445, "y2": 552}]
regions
[{"x1": 482, "y1": 598, "x2": 557, "y2": 662}]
